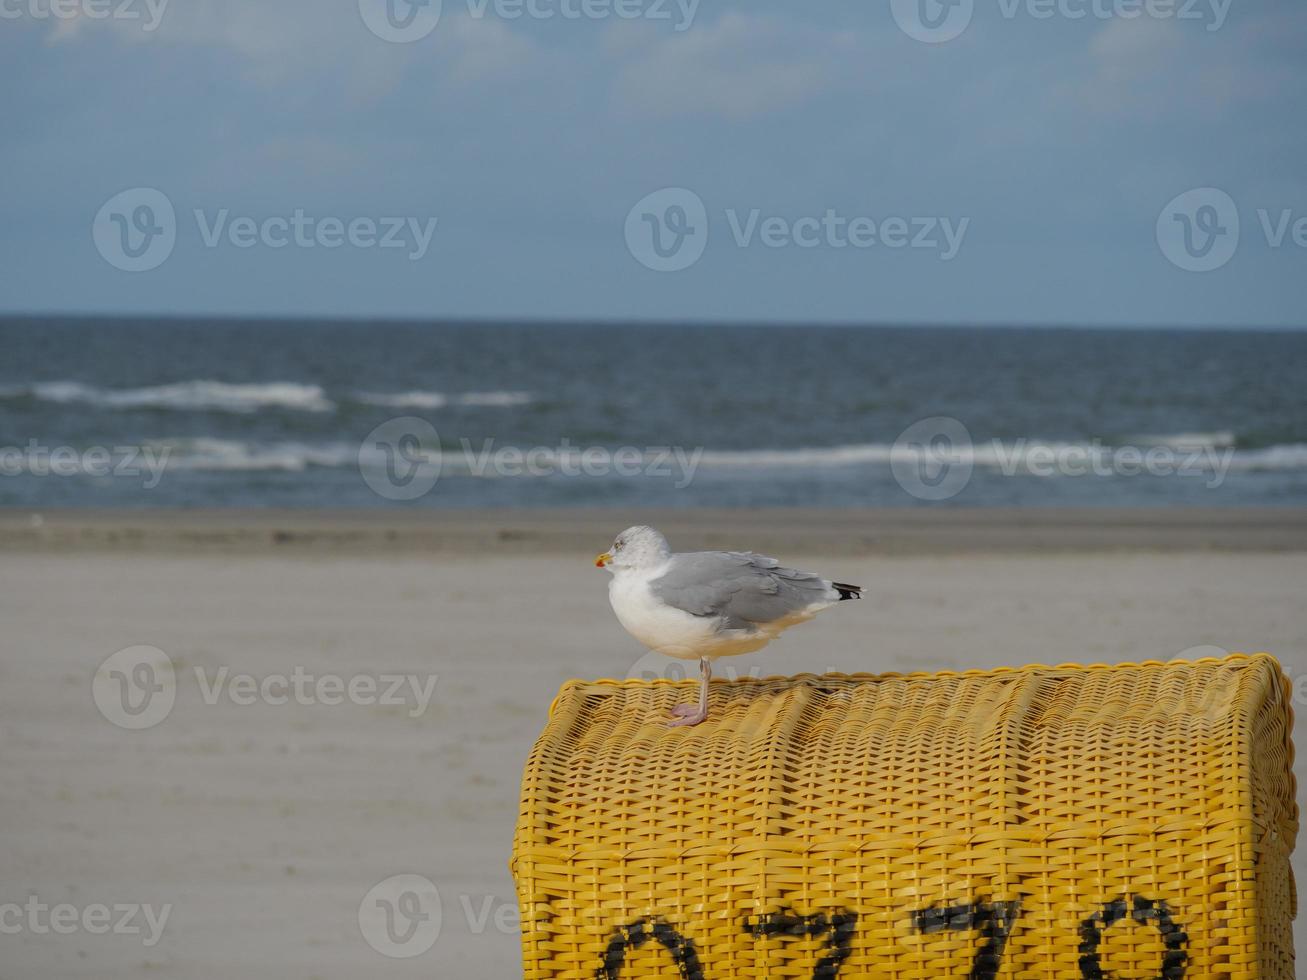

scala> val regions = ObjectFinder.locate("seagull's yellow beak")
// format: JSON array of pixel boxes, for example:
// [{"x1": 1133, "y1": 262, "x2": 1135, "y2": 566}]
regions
[{"x1": 594, "y1": 552, "x2": 612, "y2": 568}]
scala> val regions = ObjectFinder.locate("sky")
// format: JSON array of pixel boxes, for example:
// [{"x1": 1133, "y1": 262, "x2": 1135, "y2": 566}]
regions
[{"x1": 2, "y1": 0, "x2": 1305, "y2": 327}]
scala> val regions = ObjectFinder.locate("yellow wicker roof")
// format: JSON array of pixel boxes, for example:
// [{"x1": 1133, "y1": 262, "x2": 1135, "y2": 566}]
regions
[{"x1": 512, "y1": 654, "x2": 1297, "y2": 979}]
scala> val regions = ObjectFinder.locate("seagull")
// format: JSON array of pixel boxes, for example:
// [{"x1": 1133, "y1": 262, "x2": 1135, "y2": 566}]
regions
[{"x1": 594, "y1": 525, "x2": 862, "y2": 727}]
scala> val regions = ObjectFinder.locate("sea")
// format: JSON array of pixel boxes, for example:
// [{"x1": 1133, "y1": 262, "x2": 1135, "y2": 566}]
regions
[{"x1": 1, "y1": 317, "x2": 1304, "y2": 510}]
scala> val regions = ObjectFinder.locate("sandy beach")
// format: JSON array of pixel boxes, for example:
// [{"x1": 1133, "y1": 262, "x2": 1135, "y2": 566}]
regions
[{"x1": 2, "y1": 508, "x2": 1305, "y2": 978}]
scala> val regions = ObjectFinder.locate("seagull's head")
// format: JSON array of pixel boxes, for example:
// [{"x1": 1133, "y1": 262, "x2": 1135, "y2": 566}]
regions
[{"x1": 595, "y1": 525, "x2": 670, "y2": 573}]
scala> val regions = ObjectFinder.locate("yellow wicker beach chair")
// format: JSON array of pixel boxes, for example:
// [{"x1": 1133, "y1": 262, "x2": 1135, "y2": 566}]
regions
[{"x1": 511, "y1": 653, "x2": 1296, "y2": 980}]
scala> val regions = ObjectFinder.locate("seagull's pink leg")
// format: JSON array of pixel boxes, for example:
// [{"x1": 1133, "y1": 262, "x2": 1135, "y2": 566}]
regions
[{"x1": 667, "y1": 658, "x2": 711, "y2": 727}]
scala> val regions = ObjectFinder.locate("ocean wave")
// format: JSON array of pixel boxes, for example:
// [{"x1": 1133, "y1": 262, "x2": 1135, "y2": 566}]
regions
[
  {"x1": 694, "y1": 439, "x2": 1307, "y2": 473},
  {"x1": 353, "y1": 390, "x2": 532, "y2": 409},
  {"x1": 150, "y1": 438, "x2": 355, "y2": 472},
  {"x1": 24, "y1": 436, "x2": 1303, "y2": 480},
  {"x1": 1125, "y1": 431, "x2": 1236, "y2": 449},
  {"x1": 0, "y1": 381, "x2": 534, "y2": 414},
  {"x1": 455, "y1": 391, "x2": 533, "y2": 407},
  {"x1": 3, "y1": 380, "x2": 333, "y2": 413},
  {"x1": 1223, "y1": 444, "x2": 1307, "y2": 471},
  {"x1": 696, "y1": 444, "x2": 895, "y2": 467},
  {"x1": 355, "y1": 391, "x2": 449, "y2": 410}
]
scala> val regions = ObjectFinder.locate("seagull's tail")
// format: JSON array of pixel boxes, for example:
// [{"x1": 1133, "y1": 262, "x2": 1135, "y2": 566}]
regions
[{"x1": 832, "y1": 582, "x2": 863, "y2": 601}]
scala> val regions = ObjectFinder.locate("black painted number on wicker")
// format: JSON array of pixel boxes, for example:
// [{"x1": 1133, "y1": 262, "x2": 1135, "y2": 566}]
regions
[
  {"x1": 1078, "y1": 895, "x2": 1188, "y2": 980},
  {"x1": 744, "y1": 909, "x2": 859, "y2": 979},
  {"x1": 594, "y1": 916, "x2": 705, "y2": 980},
  {"x1": 910, "y1": 900, "x2": 1023, "y2": 980}
]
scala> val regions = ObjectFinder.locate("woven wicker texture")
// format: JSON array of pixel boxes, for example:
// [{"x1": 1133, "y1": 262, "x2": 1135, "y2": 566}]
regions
[{"x1": 512, "y1": 653, "x2": 1297, "y2": 980}]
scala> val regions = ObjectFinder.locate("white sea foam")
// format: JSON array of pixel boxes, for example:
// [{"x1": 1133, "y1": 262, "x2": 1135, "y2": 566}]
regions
[
  {"x1": 0, "y1": 381, "x2": 533, "y2": 414},
  {"x1": 694, "y1": 439, "x2": 1307, "y2": 473},
  {"x1": 153, "y1": 438, "x2": 353, "y2": 472},
  {"x1": 696, "y1": 444, "x2": 896, "y2": 467},
  {"x1": 355, "y1": 390, "x2": 532, "y2": 409},
  {"x1": 455, "y1": 391, "x2": 533, "y2": 407},
  {"x1": 1126, "y1": 431, "x2": 1237, "y2": 449},
  {"x1": 11, "y1": 380, "x2": 334, "y2": 413},
  {"x1": 356, "y1": 391, "x2": 449, "y2": 410},
  {"x1": 1223, "y1": 444, "x2": 1307, "y2": 471},
  {"x1": 52, "y1": 435, "x2": 1307, "y2": 479},
  {"x1": 695, "y1": 442, "x2": 1068, "y2": 469}
]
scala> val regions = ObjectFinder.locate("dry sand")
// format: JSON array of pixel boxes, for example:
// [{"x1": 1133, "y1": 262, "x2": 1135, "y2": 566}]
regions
[{"x1": 2, "y1": 509, "x2": 1305, "y2": 977}]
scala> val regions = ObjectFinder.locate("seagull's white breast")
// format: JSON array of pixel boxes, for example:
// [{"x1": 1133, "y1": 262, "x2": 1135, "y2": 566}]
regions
[
  {"x1": 607, "y1": 564, "x2": 789, "y2": 661},
  {"x1": 607, "y1": 566, "x2": 723, "y2": 660}
]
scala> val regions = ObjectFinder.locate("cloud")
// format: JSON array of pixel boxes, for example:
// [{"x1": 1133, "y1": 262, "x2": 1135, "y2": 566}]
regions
[
  {"x1": 1077, "y1": 10, "x2": 1307, "y2": 120},
  {"x1": 39, "y1": 0, "x2": 543, "y2": 97},
  {"x1": 434, "y1": 14, "x2": 543, "y2": 84},
  {"x1": 604, "y1": 13, "x2": 861, "y2": 121}
]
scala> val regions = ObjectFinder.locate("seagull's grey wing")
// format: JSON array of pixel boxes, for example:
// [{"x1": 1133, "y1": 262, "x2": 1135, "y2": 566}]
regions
[{"x1": 649, "y1": 551, "x2": 832, "y2": 629}]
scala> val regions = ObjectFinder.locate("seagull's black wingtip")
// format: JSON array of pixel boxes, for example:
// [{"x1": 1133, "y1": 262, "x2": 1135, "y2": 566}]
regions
[{"x1": 833, "y1": 583, "x2": 863, "y2": 601}]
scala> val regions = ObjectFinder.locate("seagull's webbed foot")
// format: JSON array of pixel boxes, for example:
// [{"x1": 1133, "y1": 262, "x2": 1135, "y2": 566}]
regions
[
  {"x1": 666, "y1": 705, "x2": 709, "y2": 727},
  {"x1": 665, "y1": 657, "x2": 711, "y2": 728}
]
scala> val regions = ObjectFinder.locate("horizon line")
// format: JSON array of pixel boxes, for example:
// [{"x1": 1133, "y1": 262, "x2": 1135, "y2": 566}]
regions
[{"x1": 2, "y1": 311, "x2": 1305, "y2": 333}]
